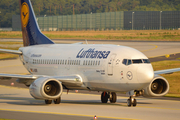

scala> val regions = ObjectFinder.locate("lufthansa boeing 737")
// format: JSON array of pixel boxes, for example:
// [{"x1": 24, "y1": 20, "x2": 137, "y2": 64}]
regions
[{"x1": 1, "y1": 0, "x2": 180, "y2": 107}]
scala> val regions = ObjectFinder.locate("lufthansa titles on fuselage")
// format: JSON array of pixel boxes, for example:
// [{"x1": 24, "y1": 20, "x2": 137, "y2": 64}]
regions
[
  {"x1": 76, "y1": 48, "x2": 110, "y2": 59},
  {"x1": 31, "y1": 54, "x2": 42, "y2": 57}
]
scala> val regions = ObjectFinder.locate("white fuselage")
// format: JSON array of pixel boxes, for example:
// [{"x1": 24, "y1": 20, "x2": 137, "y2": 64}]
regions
[{"x1": 19, "y1": 44, "x2": 154, "y2": 92}]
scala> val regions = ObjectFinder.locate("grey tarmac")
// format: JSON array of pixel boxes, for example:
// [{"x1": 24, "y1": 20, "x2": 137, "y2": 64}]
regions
[{"x1": 0, "y1": 85, "x2": 180, "y2": 120}]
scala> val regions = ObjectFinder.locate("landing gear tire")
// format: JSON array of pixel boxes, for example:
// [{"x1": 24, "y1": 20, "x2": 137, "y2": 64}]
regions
[
  {"x1": 132, "y1": 99, "x2": 137, "y2": 107},
  {"x1": 127, "y1": 99, "x2": 132, "y2": 107},
  {"x1": 45, "y1": 100, "x2": 52, "y2": 104},
  {"x1": 110, "y1": 92, "x2": 117, "y2": 103},
  {"x1": 127, "y1": 97, "x2": 137, "y2": 107},
  {"x1": 101, "y1": 92, "x2": 109, "y2": 103},
  {"x1": 54, "y1": 97, "x2": 61, "y2": 104}
]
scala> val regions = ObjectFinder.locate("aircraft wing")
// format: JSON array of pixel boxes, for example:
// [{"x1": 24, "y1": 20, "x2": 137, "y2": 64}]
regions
[
  {"x1": 72, "y1": 42, "x2": 83, "y2": 44},
  {"x1": 0, "y1": 73, "x2": 37, "y2": 79},
  {"x1": 0, "y1": 73, "x2": 83, "y2": 89},
  {"x1": 154, "y1": 68, "x2": 180, "y2": 75},
  {"x1": 0, "y1": 49, "x2": 22, "y2": 55}
]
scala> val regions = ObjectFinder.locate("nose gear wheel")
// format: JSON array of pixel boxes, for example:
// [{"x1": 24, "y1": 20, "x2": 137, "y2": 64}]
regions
[{"x1": 127, "y1": 97, "x2": 137, "y2": 107}]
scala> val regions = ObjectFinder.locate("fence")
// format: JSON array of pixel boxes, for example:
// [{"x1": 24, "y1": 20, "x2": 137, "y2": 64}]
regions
[
  {"x1": 12, "y1": 11, "x2": 180, "y2": 31},
  {"x1": 124, "y1": 11, "x2": 180, "y2": 30},
  {"x1": 37, "y1": 12, "x2": 124, "y2": 31}
]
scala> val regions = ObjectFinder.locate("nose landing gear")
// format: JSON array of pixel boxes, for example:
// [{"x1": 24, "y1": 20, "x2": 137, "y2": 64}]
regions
[{"x1": 127, "y1": 96, "x2": 137, "y2": 107}]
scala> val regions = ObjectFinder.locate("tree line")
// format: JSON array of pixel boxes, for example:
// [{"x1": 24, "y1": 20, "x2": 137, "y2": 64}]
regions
[{"x1": 0, "y1": 0, "x2": 180, "y2": 28}]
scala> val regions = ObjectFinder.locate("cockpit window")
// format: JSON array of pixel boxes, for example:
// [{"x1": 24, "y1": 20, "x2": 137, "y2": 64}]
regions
[
  {"x1": 127, "y1": 59, "x2": 132, "y2": 65},
  {"x1": 122, "y1": 59, "x2": 132, "y2": 65},
  {"x1": 132, "y1": 59, "x2": 143, "y2": 64},
  {"x1": 123, "y1": 59, "x2": 150, "y2": 65},
  {"x1": 122, "y1": 59, "x2": 127, "y2": 65},
  {"x1": 143, "y1": 59, "x2": 150, "y2": 63}
]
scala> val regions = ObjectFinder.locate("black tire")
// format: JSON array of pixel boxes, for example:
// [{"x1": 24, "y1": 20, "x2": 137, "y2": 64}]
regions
[
  {"x1": 127, "y1": 99, "x2": 131, "y2": 107},
  {"x1": 101, "y1": 92, "x2": 108, "y2": 103},
  {"x1": 133, "y1": 99, "x2": 137, "y2": 107},
  {"x1": 45, "y1": 100, "x2": 52, "y2": 104},
  {"x1": 54, "y1": 97, "x2": 61, "y2": 104},
  {"x1": 110, "y1": 92, "x2": 117, "y2": 103}
]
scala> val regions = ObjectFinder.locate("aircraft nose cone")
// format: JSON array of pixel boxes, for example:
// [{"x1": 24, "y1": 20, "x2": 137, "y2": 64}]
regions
[{"x1": 137, "y1": 65, "x2": 154, "y2": 84}]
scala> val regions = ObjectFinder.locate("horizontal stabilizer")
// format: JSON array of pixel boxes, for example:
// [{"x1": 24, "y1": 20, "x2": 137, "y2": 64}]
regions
[{"x1": 0, "y1": 49, "x2": 22, "y2": 55}]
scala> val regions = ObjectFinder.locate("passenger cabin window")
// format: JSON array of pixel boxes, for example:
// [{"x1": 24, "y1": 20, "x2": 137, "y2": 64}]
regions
[{"x1": 31, "y1": 58, "x2": 86, "y2": 66}]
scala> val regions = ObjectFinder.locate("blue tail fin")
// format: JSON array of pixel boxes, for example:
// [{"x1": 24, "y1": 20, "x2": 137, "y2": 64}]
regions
[{"x1": 19, "y1": 0, "x2": 54, "y2": 46}]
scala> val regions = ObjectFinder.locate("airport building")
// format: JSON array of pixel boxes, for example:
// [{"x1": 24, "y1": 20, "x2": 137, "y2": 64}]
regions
[{"x1": 12, "y1": 11, "x2": 180, "y2": 31}]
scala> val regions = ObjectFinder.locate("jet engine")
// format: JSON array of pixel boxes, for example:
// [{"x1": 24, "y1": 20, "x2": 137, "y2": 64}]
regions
[
  {"x1": 29, "y1": 77, "x2": 63, "y2": 100},
  {"x1": 142, "y1": 75, "x2": 169, "y2": 97}
]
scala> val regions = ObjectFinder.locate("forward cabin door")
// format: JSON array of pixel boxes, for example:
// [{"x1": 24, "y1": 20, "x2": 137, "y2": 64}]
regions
[{"x1": 107, "y1": 54, "x2": 116, "y2": 76}]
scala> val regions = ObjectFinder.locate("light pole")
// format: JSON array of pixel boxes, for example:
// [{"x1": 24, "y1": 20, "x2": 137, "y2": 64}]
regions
[
  {"x1": 160, "y1": 11, "x2": 162, "y2": 30},
  {"x1": 0, "y1": 11, "x2": 1, "y2": 28},
  {"x1": 132, "y1": 12, "x2": 134, "y2": 30},
  {"x1": 43, "y1": 15, "x2": 46, "y2": 31},
  {"x1": 90, "y1": 12, "x2": 92, "y2": 30}
]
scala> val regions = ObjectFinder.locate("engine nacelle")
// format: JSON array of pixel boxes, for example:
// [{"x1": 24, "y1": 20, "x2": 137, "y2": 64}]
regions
[
  {"x1": 29, "y1": 77, "x2": 63, "y2": 100},
  {"x1": 143, "y1": 75, "x2": 169, "y2": 97}
]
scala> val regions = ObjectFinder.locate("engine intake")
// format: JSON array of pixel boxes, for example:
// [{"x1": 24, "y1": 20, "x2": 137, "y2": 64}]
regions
[
  {"x1": 44, "y1": 81, "x2": 60, "y2": 96},
  {"x1": 143, "y1": 75, "x2": 169, "y2": 97},
  {"x1": 29, "y1": 77, "x2": 63, "y2": 100}
]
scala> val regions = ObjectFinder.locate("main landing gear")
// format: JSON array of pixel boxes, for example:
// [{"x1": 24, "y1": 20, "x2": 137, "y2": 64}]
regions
[
  {"x1": 101, "y1": 92, "x2": 117, "y2": 103},
  {"x1": 45, "y1": 97, "x2": 61, "y2": 104},
  {"x1": 101, "y1": 92, "x2": 137, "y2": 107}
]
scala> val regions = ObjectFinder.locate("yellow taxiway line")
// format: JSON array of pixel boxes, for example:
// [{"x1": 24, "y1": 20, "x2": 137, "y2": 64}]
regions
[{"x1": 141, "y1": 43, "x2": 158, "y2": 52}]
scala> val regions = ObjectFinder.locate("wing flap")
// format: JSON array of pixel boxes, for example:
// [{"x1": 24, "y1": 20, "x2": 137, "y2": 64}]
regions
[
  {"x1": 54, "y1": 75, "x2": 84, "y2": 89},
  {"x1": 0, "y1": 73, "x2": 84, "y2": 89},
  {"x1": 0, "y1": 73, "x2": 38, "y2": 86}
]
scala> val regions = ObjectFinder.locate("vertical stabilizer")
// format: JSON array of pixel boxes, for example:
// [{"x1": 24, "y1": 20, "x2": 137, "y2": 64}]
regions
[{"x1": 19, "y1": 0, "x2": 54, "y2": 46}]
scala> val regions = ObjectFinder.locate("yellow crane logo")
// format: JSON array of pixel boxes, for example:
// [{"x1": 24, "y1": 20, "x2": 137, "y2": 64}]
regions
[{"x1": 21, "y1": 2, "x2": 29, "y2": 27}]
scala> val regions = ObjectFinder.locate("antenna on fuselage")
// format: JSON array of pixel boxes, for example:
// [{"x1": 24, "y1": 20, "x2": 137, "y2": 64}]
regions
[{"x1": 85, "y1": 39, "x2": 88, "y2": 45}]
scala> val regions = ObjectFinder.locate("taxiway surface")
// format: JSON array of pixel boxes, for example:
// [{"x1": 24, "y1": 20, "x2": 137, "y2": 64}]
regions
[
  {"x1": 0, "y1": 39, "x2": 180, "y2": 120},
  {"x1": 1, "y1": 38, "x2": 180, "y2": 58},
  {"x1": 0, "y1": 85, "x2": 180, "y2": 120}
]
